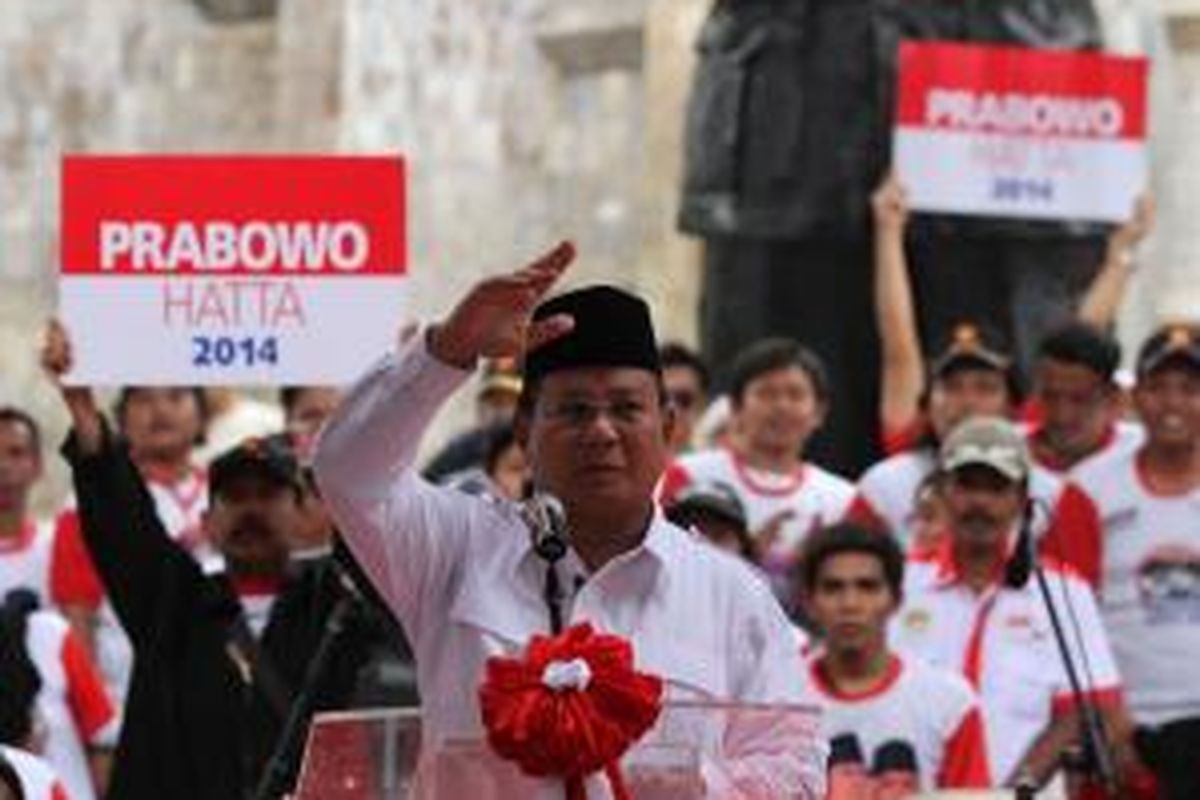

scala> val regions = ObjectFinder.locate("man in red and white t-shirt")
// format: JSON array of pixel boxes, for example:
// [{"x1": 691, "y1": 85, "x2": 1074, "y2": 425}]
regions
[
  {"x1": 0, "y1": 745, "x2": 68, "y2": 800},
  {"x1": 0, "y1": 409, "x2": 56, "y2": 605},
  {"x1": 51, "y1": 386, "x2": 210, "y2": 707},
  {"x1": 1027, "y1": 322, "x2": 1142, "y2": 477},
  {"x1": 849, "y1": 328, "x2": 1105, "y2": 586},
  {"x1": 659, "y1": 338, "x2": 854, "y2": 599},
  {"x1": 1072, "y1": 324, "x2": 1200, "y2": 798},
  {"x1": 24, "y1": 610, "x2": 117, "y2": 800},
  {"x1": 799, "y1": 522, "x2": 990, "y2": 793},
  {"x1": 890, "y1": 417, "x2": 1129, "y2": 790}
]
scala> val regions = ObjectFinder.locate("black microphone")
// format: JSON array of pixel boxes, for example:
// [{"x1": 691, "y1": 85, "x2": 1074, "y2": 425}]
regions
[
  {"x1": 524, "y1": 492, "x2": 569, "y2": 564},
  {"x1": 523, "y1": 492, "x2": 569, "y2": 633},
  {"x1": 872, "y1": 740, "x2": 920, "y2": 799},
  {"x1": 828, "y1": 734, "x2": 865, "y2": 767},
  {"x1": 1004, "y1": 496, "x2": 1037, "y2": 589},
  {"x1": 871, "y1": 740, "x2": 917, "y2": 774}
]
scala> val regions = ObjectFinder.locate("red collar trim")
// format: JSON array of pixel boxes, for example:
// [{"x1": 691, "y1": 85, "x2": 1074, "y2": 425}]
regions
[
  {"x1": 929, "y1": 532, "x2": 1012, "y2": 589},
  {"x1": 146, "y1": 465, "x2": 207, "y2": 514},
  {"x1": 230, "y1": 574, "x2": 283, "y2": 598},
  {"x1": 728, "y1": 449, "x2": 806, "y2": 497},
  {"x1": 810, "y1": 653, "x2": 903, "y2": 702},
  {"x1": 0, "y1": 519, "x2": 36, "y2": 554},
  {"x1": 1029, "y1": 423, "x2": 1116, "y2": 472}
]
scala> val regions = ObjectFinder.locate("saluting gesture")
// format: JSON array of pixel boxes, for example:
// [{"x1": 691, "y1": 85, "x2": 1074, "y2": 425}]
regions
[{"x1": 428, "y1": 241, "x2": 577, "y2": 368}]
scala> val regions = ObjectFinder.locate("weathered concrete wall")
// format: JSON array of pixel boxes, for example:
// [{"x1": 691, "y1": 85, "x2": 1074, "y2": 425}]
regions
[{"x1": 0, "y1": 0, "x2": 1197, "y2": 513}]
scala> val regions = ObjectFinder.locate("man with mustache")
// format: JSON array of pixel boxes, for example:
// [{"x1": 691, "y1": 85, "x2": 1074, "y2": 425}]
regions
[
  {"x1": 40, "y1": 323, "x2": 380, "y2": 800},
  {"x1": 890, "y1": 416, "x2": 1132, "y2": 791}
]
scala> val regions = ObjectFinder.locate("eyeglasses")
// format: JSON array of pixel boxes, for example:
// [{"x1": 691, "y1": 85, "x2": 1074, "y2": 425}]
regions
[{"x1": 540, "y1": 398, "x2": 653, "y2": 429}]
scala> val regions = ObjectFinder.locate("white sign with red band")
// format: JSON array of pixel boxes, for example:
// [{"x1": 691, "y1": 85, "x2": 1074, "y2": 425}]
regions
[
  {"x1": 894, "y1": 42, "x2": 1148, "y2": 222},
  {"x1": 60, "y1": 155, "x2": 407, "y2": 385}
]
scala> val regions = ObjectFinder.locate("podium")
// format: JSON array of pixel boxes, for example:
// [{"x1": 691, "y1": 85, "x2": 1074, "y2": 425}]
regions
[{"x1": 293, "y1": 701, "x2": 825, "y2": 799}]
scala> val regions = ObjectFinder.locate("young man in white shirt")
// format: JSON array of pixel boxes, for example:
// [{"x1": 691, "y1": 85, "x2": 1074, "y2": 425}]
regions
[
  {"x1": 0, "y1": 409, "x2": 55, "y2": 604},
  {"x1": 1028, "y1": 322, "x2": 1142, "y2": 475},
  {"x1": 659, "y1": 338, "x2": 855, "y2": 604},
  {"x1": 1072, "y1": 323, "x2": 1200, "y2": 798},
  {"x1": 891, "y1": 416, "x2": 1137, "y2": 791},
  {"x1": 314, "y1": 243, "x2": 826, "y2": 796},
  {"x1": 800, "y1": 522, "x2": 991, "y2": 793}
]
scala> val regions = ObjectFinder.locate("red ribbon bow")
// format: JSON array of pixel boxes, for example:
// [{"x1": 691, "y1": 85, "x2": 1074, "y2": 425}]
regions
[{"x1": 479, "y1": 622, "x2": 664, "y2": 800}]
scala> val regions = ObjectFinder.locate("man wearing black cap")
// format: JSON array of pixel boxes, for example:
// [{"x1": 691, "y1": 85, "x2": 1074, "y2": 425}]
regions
[
  {"x1": 313, "y1": 242, "x2": 825, "y2": 790},
  {"x1": 40, "y1": 324, "x2": 379, "y2": 800},
  {"x1": 1072, "y1": 323, "x2": 1200, "y2": 797}
]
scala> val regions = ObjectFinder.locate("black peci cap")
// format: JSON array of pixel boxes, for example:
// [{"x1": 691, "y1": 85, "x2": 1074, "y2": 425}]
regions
[{"x1": 523, "y1": 285, "x2": 660, "y2": 385}]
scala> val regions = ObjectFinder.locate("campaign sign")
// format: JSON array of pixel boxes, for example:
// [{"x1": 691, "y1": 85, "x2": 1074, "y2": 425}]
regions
[
  {"x1": 60, "y1": 155, "x2": 406, "y2": 385},
  {"x1": 894, "y1": 42, "x2": 1148, "y2": 222}
]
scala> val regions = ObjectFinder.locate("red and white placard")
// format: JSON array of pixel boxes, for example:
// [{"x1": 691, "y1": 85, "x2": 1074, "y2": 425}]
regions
[
  {"x1": 894, "y1": 41, "x2": 1148, "y2": 222},
  {"x1": 60, "y1": 155, "x2": 407, "y2": 385}
]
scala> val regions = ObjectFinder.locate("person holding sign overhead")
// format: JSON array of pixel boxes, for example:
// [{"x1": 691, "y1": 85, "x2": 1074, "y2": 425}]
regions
[{"x1": 41, "y1": 322, "x2": 385, "y2": 800}]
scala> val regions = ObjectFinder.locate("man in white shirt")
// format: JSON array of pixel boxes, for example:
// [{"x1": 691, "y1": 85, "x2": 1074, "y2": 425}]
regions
[
  {"x1": 1028, "y1": 322, "x2": 1142, "y2": 476},
  {"x1": 659, "y1": 338, "x2": 855, "y2": 607},
  {"x1": 0, "y1": 408, "x2": 55, "y2": 604},
  {"x1": 1072, "y1": 323, "x2": 1200, "y2": 798},
  {"x1": 890, "y1": 416, "x2": 1135, "y2": 791},
  {"x1": 800, "y1": 522, "x2": 991, "y2": 793},
  {"x1": 314, "y1": 242, "x2": 825, "y2": 795}
]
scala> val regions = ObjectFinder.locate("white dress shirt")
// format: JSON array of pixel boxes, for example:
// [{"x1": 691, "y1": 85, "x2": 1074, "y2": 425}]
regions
[{"x1": 314, "y1": 333, "x2": 825, "y2": 795}]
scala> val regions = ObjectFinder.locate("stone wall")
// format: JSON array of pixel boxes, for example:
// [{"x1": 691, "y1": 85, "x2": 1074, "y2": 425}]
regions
[{"x1": 0, "y1": 0, "x2": 1198, "y2": 513}]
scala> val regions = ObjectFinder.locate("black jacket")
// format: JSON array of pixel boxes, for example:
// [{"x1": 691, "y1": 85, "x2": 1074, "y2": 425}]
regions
[
  {"x1": 678, "y1": 0, "x2": 1104, "y2": 241},
  {"x1": 64, "y1": 428, "x2": 378, "y2": 800}
]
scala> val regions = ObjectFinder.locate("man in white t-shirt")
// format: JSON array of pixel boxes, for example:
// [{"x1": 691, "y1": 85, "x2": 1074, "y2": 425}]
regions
[
  {"x1": 1028, "y1": 322, "x2": 1142, "y2": 476},
  {"x1": 849, "y1": 326, "x2": 1107, "y2": 587},
  {"x1": 799, "y1": 522, "x2": 991, "y2": 793},
  {"x1": 1073, "y1": 323, "x2": 1200, "y2": 798},
  {"x1": 23, "y1": 610, "x2": 116, "y2": 800},
  {"x1": 0, "y1": 409, "x2": 56, "y2": 605},
  {"x1": 891, "y1": 416, "x2": 1135, "y2": 791},
  {"x1": 0, "y1": 746, "x2": 67, "y2": 800},
  {"x1": 660, "y1": 338, "x2": 854, "y2": 604}
]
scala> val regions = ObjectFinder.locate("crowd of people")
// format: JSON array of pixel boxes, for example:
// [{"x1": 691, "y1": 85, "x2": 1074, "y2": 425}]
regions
[{"x1": 0, "y1": 175, "x2": 1195, "y2": 799}]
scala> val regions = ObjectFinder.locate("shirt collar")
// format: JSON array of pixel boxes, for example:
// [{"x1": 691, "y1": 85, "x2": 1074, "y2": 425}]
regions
[
  {"x1": 0, "y1": 519, "x2": 36, "y2": 555},
  {"x1": 515, "y1": 503, "x2": 675, "y2": 580},
  {"x1": 928, "y1": 528, "x2": 1017, "y2": 590}
]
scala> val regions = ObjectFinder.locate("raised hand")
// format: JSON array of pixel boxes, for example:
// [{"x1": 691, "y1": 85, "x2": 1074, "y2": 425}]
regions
[
  {"x1": 40, "y1": 319, "x2": 104, "y2": 450},
  {"x1": 871, "y1": 172, "x2": 910, "y2": 238},
  {"x1": 1108, "y1": 193, "x2": 1155, "y2": 255},
  {"x1": 428, "y1": 241, "x2": 577, "y2": 369}
]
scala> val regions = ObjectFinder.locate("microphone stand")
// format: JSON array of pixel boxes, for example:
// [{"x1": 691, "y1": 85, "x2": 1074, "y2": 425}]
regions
[
  {"x1": 253, "y1": 565, "x2": 362, "y2": 800},
  {"x1": 1011, "y1": 503, "x2": 1119, "y2": 797}
]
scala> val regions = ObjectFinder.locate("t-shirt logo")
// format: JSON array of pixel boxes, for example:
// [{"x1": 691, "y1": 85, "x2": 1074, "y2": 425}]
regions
[
  {"x1": 901, "y1": 608, "x2": 932, "y2": 633},
  {"x1": 1137, "y1": 544, "x2": 1200, "y2": 626}
]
